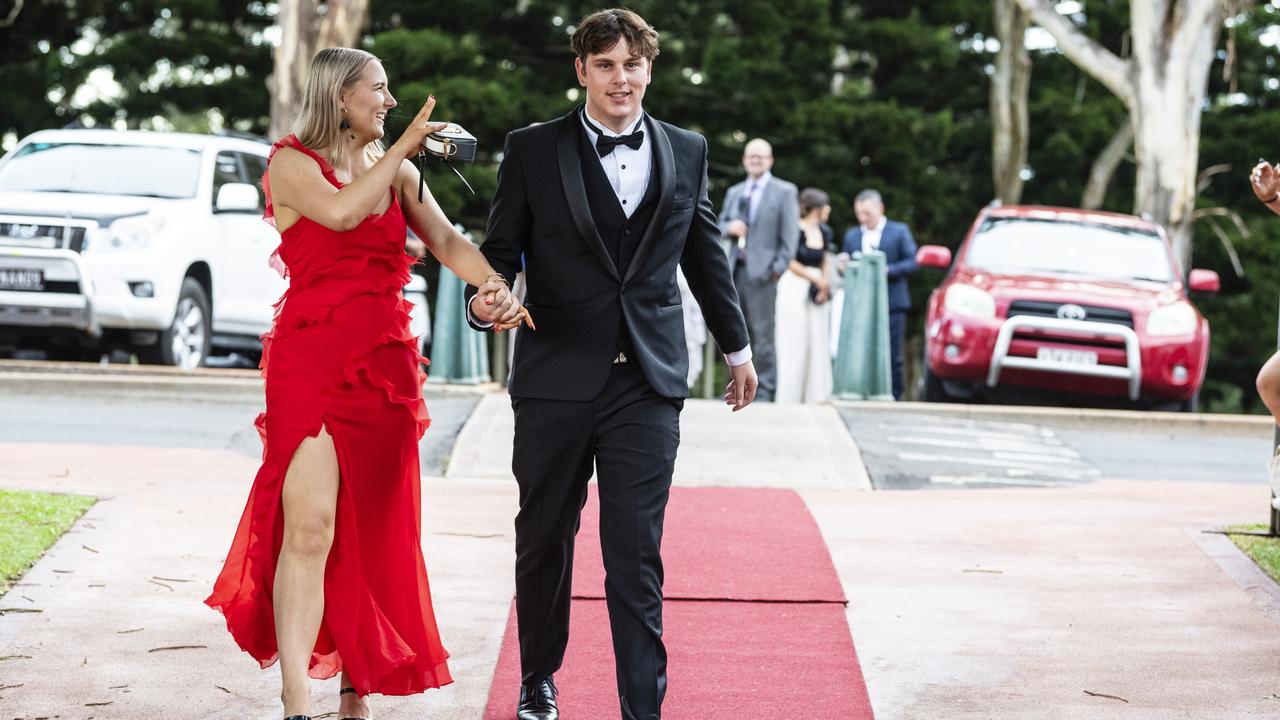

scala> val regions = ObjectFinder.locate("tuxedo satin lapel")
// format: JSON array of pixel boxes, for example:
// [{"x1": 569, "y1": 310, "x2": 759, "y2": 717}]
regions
[
  {"x1": 623, "y1": 117, "x2": 675, "y2": 284},
  {"x1": 556, "y1": 114, "x2": 619, "y2": 281}
]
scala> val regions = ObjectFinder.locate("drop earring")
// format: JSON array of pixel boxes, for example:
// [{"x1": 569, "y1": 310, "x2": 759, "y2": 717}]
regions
[{"x1": 339, "y1": 110, "x2": 354, "y2": 140}]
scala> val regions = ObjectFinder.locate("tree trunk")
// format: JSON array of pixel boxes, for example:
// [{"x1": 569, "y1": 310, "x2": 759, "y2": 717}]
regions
[
  {"x1": 1015, "y1": 0, "x2": 1226, "y2": 270},
  {"x1": 268, "y1": 0, "x2": 371, "y2": 142},
  {"x1": 1080, "y1": 119, "x2": 1132, "y2": 210},
  {"x1": 991, "y1": 0, "x2": 1032, "y2": 204},
  {"x1": 1128, "y1": 1, "x2": 1224, "y2": 268}
]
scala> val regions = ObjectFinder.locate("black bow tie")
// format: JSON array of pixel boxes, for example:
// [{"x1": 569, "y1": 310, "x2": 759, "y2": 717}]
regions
[
  {"x1": 596, "y1": 130, "x2": 644, "y2": 156},
  {"x1": 583, "y1": 112, "x2": 645, "y2": 156}
]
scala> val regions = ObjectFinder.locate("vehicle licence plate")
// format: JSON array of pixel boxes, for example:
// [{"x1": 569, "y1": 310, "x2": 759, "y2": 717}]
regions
[
  {"x1": 1037, "y1": 347, "x2": 1098, "y2": 365},
  {"x1": 0, "y1": 268, "x2": 44, "y2": 291}
]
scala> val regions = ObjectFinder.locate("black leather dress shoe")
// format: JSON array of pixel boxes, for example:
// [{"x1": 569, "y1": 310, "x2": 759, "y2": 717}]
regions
[{"x1": 517, "y1": 676, "x2": 558, "y2": 720}]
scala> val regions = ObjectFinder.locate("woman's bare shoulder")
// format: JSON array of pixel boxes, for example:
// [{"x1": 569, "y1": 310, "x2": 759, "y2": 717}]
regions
[{"x1": 267, "y1": 145, "x2": 317, "y2": 176}]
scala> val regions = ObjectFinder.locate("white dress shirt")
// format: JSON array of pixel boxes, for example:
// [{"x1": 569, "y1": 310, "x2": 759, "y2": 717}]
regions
[
  {"x1": 861, "y1": 216, "x2": 887, "y2": 254},
  {"x1": 581, "y1": 109, "x2": 651, "y2": 219},
  {"x1": 471, "y1": 106, "x2": 752, "y2": 368}
]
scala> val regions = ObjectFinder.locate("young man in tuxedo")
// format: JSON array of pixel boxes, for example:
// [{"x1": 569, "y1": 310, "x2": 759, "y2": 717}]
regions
[
  {"x1": 466, "y1": 8, "x2": 758, "y2": 720},
  {"x1": 841, "y1": 189, "x2": 919, "y2": 400}
]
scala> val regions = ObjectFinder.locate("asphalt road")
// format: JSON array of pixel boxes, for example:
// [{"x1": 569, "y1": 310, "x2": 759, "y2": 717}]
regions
[
  {"x1": 837, "y1": 407, "x2": 1273, "y2": 490},
  {"x1": 0, "y1": 380, "x2": 481, "y2": 477},
  {"x1": 3, "y1": 372, "x2": 1270, "y2": 491}
]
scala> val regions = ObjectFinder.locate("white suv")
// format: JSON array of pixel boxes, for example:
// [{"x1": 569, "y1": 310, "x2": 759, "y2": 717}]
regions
[{"x1": 0, "y1": 128, "x2": 429, "y2": 368}]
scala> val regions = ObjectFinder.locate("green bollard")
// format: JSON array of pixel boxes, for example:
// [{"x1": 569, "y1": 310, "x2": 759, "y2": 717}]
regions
[
  {"x1": 427, "y1": 265, "x2": 491, "y2": 385},
  {"x1": 832, "y1": 250, "x2": 894, "y2": 401}
]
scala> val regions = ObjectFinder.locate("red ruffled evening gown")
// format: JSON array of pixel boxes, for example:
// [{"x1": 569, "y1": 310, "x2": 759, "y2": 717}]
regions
[{"x1": 205, "y1": 134, "x2": 452, "y2": 695}]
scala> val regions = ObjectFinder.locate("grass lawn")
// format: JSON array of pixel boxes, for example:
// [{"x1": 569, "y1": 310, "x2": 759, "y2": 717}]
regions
[
  {"x1": 0, "y1": 488, "x2": 96, "y2": 595},
  {"x1": 1225, "y1": 523, "x2": 1280, "y2": 584}
]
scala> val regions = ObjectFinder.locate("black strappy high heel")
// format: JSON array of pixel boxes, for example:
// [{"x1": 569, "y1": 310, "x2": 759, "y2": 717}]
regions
[
  {"x1": 340, "y1": 686, "x2": 370, "y2": 720},
  {"x1": 283, "y1": 716, "x2": 310, "y2": 720}
]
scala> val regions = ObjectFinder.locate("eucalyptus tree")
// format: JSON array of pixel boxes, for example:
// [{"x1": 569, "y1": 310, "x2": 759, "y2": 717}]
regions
[{"x1": 1015, "y1": 0, "x2": 1243, "y2": 265}]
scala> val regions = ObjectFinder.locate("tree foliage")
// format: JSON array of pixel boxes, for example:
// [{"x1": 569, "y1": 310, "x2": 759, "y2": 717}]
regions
[{"x1": 4, "y1": 0, "x2": 1280, "y2": 411}]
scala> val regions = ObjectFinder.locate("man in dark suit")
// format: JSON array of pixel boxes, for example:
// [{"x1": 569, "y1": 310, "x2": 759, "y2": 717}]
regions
[
  {"x1": 466, "y1": 9, "x2": 757, "y2": 720},
  {"x1": 842, "y1": 189, "x2": 918, "y2": 400}
]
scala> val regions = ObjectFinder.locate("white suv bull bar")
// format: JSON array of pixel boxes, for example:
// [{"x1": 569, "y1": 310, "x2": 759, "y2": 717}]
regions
[
  {"x1": 986, "y1": 315, "x2": 1142, "y2": 401},
  {"x1": 0, "y1": 246, "x2": 99, "y2": 336}
]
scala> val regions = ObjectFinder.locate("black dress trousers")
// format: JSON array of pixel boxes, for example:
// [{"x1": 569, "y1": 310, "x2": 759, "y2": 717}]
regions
[{"x1": 511, "y1": 360, "x2": 682, "y2": 720}]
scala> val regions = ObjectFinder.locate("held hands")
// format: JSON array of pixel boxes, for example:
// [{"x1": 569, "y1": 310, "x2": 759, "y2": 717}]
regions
[
  {"x1": 392, "y1": 96, "x2": 450, "y2": 161},
  {"x1": 473, "y1": 275, "x2": 535, "y2": 333},
  {"x1": 723, "y1": 360, "x2": 759, "y2": 412},
  {"x1": 404, "y1": 237, "x2": 427, "y2": 262}
]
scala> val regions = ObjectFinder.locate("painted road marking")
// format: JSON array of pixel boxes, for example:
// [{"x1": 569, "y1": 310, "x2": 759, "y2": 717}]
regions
[
  {"x1": 888, "y1": 435, "x2": 1080, "y2": 457},
  {"x1": 892, "y1": 416, "x2": 1100, "y2": 486}
]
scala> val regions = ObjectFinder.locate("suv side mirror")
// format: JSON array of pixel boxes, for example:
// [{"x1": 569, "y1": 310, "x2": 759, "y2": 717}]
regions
[
  {"x1": 1188, "y1": 268, "x2": 1220, "y2": 295},
  {"x1": 215, "y1": 182, "x2": 260, "y2": 213},
  {"x1": 916, "y1": 244, "x2": 952, "y2": 269}
]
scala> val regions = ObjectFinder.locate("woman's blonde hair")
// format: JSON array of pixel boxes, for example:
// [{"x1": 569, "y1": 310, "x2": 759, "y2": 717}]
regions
[{"x1": 293, "y1": 47, "x2": 385, "y2": 165}]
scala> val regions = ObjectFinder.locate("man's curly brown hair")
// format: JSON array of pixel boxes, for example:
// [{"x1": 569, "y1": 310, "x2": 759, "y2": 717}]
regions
[{"x1": 571, "y1": 8, "x2": 660, "y2": 61}]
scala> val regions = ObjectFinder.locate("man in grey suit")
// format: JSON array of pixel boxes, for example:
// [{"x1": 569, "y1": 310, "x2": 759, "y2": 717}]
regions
[{"x1": 719, "y1": 138, "x2": 799, "y2": 402}]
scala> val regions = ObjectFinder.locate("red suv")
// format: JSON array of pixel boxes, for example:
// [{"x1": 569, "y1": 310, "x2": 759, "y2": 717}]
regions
[{"x1": 917, "y1": 205, "x2": 1220, "y2": 410}]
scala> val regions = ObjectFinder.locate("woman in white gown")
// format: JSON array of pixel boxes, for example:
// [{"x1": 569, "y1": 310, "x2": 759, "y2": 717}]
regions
[{"x1": 774, "y1": 188, "x2": 834, "y2": 403}]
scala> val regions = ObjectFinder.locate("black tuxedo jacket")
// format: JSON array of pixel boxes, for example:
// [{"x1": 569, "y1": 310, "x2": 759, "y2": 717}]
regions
[{"x1": 468, "y1": 108, "x2": 749, "y2": 401}]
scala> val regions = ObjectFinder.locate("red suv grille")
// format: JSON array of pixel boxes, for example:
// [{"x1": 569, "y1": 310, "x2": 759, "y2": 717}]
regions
[{"x1": 1007, "y1": 300, "x2": 1134, "y2": 328}]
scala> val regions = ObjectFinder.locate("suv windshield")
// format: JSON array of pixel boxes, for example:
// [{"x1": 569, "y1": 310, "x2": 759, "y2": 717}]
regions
[
  {"x1": 966, "y1": 217, "x2": 1174, "y2": 283},
  {"x1": 0, "y1": 142, "x2": 201, "y2": 198}
]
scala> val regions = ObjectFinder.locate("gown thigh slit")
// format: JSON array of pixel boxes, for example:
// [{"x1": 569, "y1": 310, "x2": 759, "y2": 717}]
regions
[{"x1": 206, "y1": 135, "x2": 452, "y2": 696}]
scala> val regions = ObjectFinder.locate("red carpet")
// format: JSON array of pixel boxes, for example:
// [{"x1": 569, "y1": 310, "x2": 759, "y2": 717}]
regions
[
  {"x1": 482, "y1": 599, "x2": 873, "y2": 719},
  {"x1": 483, "y1": 487, "x2": 874, "y2": 719},
  {"x1": 571, "y1": 487, "x2": 848, "y2": 603}
]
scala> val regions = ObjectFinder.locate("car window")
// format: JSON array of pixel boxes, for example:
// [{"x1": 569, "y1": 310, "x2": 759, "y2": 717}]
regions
[
  {"x1": 239, "y1": 152, "x2": 268, "y2": 211},
  {"x1": 0, "y1": 142, "x2": 201, "y2": 198},
  {"x1": 212, "y1": 152, "x2": 246, "y2": 209},
  {"x1": 965, "y1": 218, "x2": 1175, "y2": 283}
]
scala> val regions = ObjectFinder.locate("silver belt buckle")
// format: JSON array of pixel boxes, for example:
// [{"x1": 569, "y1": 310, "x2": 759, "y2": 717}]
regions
[{"x1": 613, "y1": 350, "x2": 628, "y2": 364}]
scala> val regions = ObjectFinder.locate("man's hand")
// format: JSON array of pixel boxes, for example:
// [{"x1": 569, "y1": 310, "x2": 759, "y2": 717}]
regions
[
  {"x1": 727, "y1": 219, "x2": 749, "y2": 239},
  {"x1": 405, "y1": 237, "x2": 427, "y2": 261},
  {"x1": 1252, "y1": 159, "x2": 1280, "y2": 204},
  {"x1": 470, "y1": 277, "x2": 523, "y2": 329},
  {"x1": 723, "y1": 360, "x2": 758, "y2": 412}
]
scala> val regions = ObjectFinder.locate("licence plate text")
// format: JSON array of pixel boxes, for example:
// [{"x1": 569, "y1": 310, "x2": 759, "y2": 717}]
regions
[
  {"x1": 0, "y1": 268, "x2": 45, "y2": 291},
  {"x1": 1037, "y1": 347, "x2": 1098, "y2": 365}
]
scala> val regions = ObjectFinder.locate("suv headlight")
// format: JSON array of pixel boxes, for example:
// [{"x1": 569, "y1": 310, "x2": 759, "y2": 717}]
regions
[
  {"x1": 1146, "y1": 301, "x2": 1198, "y2": 337},
  {"x1": 943, "y1": 283, "x2": 996, "y2": 320},
  {"x1": 86, "y1": 212, "x2": 164, "y2": 253}
]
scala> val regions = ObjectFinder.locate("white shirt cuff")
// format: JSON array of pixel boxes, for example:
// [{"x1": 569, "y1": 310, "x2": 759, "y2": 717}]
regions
[
  {"x1": 724, "y1": 346, "x2": 752, "y2": 367},
  {"x1": 467, "y1": 293, "x2": 494, "y2": 329}
]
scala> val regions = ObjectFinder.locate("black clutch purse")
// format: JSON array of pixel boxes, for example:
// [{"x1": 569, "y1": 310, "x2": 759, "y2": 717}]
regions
[
  {"x1": 415, "y1": 123, "x2": 477, "y2": 199},
  {"x1": 422, "y1": 123, "x2": 477, "y2": 163}
]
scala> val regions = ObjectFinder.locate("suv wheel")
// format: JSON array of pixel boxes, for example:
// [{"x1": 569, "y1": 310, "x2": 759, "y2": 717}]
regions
[{"x1": 139, "y1": 277, "x2": 210, "y2": 369}]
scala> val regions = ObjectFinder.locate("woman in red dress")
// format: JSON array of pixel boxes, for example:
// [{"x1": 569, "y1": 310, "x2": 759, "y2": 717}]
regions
[{"x1": 205, "y1": 48, "x2": 526, "y2": 720}]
